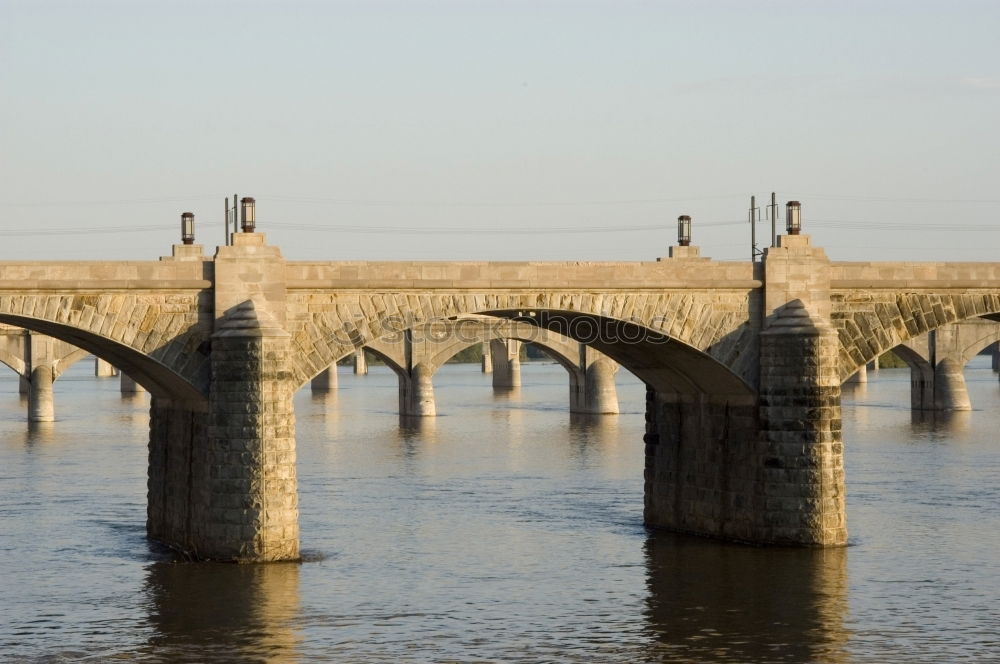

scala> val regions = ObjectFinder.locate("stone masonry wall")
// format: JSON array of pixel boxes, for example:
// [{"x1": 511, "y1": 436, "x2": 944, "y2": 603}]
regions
[
  {"x1": 147, "y1": 398, "x2": 208, "y2": 553},
  {"x1": 194, "y1": 302, "x2": 299, "y2": 562},
  {"x1": 758, "y1": 302, "x2": 846, "y2": 546},
  {"x1": 644, "y1": 387, "x2": 761, "y2": 542}
]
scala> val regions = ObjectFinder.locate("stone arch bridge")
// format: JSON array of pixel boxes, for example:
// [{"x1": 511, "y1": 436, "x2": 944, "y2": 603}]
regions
[{"x1": 3, "y1": 231, "x2": 1000, "y2": 561}]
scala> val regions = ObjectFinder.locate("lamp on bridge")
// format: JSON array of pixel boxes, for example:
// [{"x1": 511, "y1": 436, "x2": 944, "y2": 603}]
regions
[
  {"x1": 786, "y1": 200, "x2": 802, "y2": 235},
  {"x1": 677, "y1": 215, "x2": 692, "y2": 246},
  {"x1": 181, "y1": 212, "x2": 195, "y2": 245},
  {"x1": 240, "y1": 197, "x2": 256, "y2": 233}
]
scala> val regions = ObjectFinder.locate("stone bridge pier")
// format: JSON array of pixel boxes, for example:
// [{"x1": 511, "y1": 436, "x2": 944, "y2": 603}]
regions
[
  {"x1": 894, "y1": 318, "x2": 1000, "y2": 410},
  {"x1": 490, "y1": 338, "x2": 522, "y2": 388},
  {"x1": 643, "y1": 234, "x2": 846, "y2": 546},
  {"x1": 0, "y1": 326, "x2": 92, "y2": 422}
]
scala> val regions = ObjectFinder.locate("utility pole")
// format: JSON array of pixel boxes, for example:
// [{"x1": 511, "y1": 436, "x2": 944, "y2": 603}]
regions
[
  {"x1": 769, "y1": 192, "x2": 778, "y2": 248},
  {"x1": 749, "y1": 195, "x2": 762, "y2": 262}
]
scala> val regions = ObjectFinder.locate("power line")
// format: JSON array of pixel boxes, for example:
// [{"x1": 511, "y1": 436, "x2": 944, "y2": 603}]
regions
[
  {"x1": 0, "y1": 216, "x2": 996, "y2": 237},
  {"x1": 0, "y1": 195, "x2": 219, "y2": 208},
  {"x1": 260, "y1": 193, "x2": 747, "y2": 208}
]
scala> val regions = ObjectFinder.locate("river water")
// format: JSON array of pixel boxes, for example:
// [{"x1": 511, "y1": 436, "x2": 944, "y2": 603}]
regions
[{"x1": 1, "y1": 358, "x2": 998, "y2": 662}]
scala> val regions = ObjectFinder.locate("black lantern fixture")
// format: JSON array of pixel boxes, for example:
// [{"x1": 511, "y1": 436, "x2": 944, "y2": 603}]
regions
[
  {"x1": 240, "y1": 197, "x2": 256, "y2": 233},
  {"x1": 677, "y1": 215, "x2": 692, "y2": 246},
  {"x1": 181, "y1": 212, "x2": 195, "y2": 245},
  {"x1": 786, "y1": 200, "x2": 802, "y2": 235}
]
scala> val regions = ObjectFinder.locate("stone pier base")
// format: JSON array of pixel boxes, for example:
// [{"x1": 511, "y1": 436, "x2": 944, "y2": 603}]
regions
[{"x1": 643, "y1": 389, "x2": 761, "y2": 541}]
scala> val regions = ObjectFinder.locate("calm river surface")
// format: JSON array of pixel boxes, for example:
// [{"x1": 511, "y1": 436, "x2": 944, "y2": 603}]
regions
[{"x1": 1, "y1": 358, "x2": 999, "y2": 662}]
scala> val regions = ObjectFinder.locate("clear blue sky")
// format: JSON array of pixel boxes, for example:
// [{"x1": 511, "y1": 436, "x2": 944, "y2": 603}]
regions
[{"x1": 1, "y1": 0, "x2": 998, "y2": 261}]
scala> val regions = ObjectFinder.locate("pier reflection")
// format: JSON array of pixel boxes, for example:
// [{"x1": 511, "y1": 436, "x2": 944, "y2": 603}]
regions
[
  {"x1": 910, "y1": 409, "x2": 972, "y2": 436},
  {"x1": 643, "y1": 532, "x2": 849, "y2": 663},
  {"x1": 142, "y1": 560, "x2": 301, "y2": 663}
]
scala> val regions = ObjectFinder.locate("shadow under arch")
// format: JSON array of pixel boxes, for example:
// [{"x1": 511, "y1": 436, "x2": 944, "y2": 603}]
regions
[
  {"x1": 479, "y1": 309, "x2": 755, "y2": 400},
  {"x1": 0, "y1": 314, "x2": 205, "y2": 404}
]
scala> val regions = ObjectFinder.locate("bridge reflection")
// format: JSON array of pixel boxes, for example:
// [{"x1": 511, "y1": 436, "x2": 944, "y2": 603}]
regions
[
  {"x1": 141, "y1": 560, "x2": 301, "y2": 662},
  {"x1": 642, "y1": 532, "x2": 849, "y2": 662}
]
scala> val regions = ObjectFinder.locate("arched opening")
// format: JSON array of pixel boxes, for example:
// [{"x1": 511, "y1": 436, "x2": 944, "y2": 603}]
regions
[
  {"x1": 0, "y1": 314, "x2": 205, "y2": 403},
  {"x1": 478, "y1": 309, "x2": 754, "y2": 400}
]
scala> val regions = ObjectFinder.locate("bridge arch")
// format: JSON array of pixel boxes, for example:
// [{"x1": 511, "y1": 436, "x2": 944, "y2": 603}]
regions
[
  {"x1": 0, "y1": 314, "x2": 205, "y2": 404},
  {"x1": 952, "y1": 324, "x2": 1000, "y2": 369},
  {"x1": 835, "y1": 293, "x2": 1000, "y2": 380},
  {"x1": 481, "y1": 310, "x2": 754, "y2": 399}
]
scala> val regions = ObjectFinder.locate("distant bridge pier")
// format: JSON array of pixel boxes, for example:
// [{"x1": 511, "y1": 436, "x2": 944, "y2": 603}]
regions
[
  {"x1": 933, "y1": 358, "x2": 972, "y2": 411},
  {"x1": 845, "y1": 363, "x2": 867, "y2": 384},
  {"x1": 481, "y1": 341, "x2": 492, "y2": 373},
  {"x1": 2, "y1": 328, "x2": 92, "y2": 420},
  {"x1": 310, "y1": 366, "x2": 337, "y2": 391},
  {"x1": 399, "y1": 363, "x2": 436, "y2": 417},
  {"x1": 893, "y1": 321, "x2": 999, "y2": 411},
  {"x1": 353, "y1": 349, "x2": 368, "y2": 375},
  {"x1": 121, "y1": 372, "x2": 147, "y2": 394},
  {"x1": 27, "y1": 333, "x2": 55, "y2": 422},
  {"x1": 95, "y1": 357, "x2": 117, "y2": 377},
  {"x1": 28, "y1": 364, "x2": 54, "y2": 422},
  {"x1": 490, "y1": 339, "x2": 521, "y2": 388},
  {"x1": 569, "y1": 350, "x2": 619, "y2": 415}
]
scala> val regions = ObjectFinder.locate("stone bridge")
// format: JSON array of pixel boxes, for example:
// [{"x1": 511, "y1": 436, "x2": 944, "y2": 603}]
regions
[{"x1": 4, "y1": 229, "x2": 1000, "y2": 561}]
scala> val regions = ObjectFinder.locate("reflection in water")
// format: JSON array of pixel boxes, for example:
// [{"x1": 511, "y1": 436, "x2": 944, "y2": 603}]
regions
[
  {"x1": 568, "y1": 412, "x2": 619, "y2": 434},
  {"x1": 397, "y1": 415, "x2": 438, "y2": 459},
  {"x1": 4, "y1": 361, "x2": 1000, "y2": 661},
  {"x1": 142, "y1": 561, "x2": 301, "y2": 663},
  {"x1": 25, "y1": 419, "x2": 57, "y2": 441},
  {"x1": 909, "y1": 409, "x2": 972, "y2": 436},
  {"x1": 490, "y1": 385, "x2": 523, "y2": 406},
  {"x1": 643, "y1": 533, "x2": 849, "y2": 663},
  {"x1": 842, "y1": 380, "x2": 868, "y2": 400}
]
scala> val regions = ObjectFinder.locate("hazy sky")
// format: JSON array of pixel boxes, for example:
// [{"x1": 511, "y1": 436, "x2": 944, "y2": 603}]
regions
[{"x1": 2, "y1": 0, "x2": 998, "y2": 262}]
